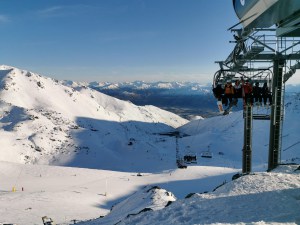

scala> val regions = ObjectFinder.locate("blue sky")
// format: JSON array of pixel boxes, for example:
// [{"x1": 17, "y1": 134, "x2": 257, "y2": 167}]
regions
[{"x1": 0, "y1": 0, "x2": 238, "y2": 83}]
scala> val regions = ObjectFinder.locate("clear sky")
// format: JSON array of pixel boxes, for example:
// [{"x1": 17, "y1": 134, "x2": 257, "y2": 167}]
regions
[{"x1": 0, "y1": 0, "x2": 240, "y2": 83}]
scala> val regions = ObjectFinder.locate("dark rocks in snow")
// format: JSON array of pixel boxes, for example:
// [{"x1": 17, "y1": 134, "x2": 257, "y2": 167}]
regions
[
  {"x1": 213, "y1": 180, "x2": 227, "y2": 192},
  {"x1": 185, "y1": 193, "x2": 196, "y2": 199},
  {"x1": 126, "y1": 208, "x2": 153, "y2": 219},
  {"x1": 25, "y1": 72, "x2": 32, "y2": 77},
  {"x1": 35, "y1": 147, "x2": 42, "y2": 152},
  {"x1": 165, "y1": 201, "x2": 173, "y2": 207},
  {"x1": 146, "y1": 186, "x2": 161, "y2": 192},
  {"x1": 29, "y1": 115, "x2": 39, "y2": 120},
  {"x1": 128, "y1": 138, "x2": 136, "y2": 146},
  {"x1": 3, "y1": 84, "x2": 9, "y2": 90},
  {"x1": 90, "y1": 128, "x2": 98, "y2": 131},
  {"x1": 232, "y1": 173, "x2": 243, "y2": 180},
  {"x1": 37, "y1": 81, "x2": 44, "y2": 88},
  {"x1": 70, "y1": 125, "x2": 79, "y2": 129}
]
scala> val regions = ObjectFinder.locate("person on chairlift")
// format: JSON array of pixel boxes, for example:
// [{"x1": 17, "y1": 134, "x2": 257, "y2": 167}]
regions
[
  {"x1": 233, "y1": 80, "x2": 242, "y2": 103},
  {"x1": 262, "y1": 82, "x2": 272, "y2": 106},
  {"x1": 242, "y1": 79, "x2": 253, "y2": 106},
  {"x1": 252, "y1": 82, "x2": 262, "y2": 106},
  {"x1": 224, "y1": 81, "x2": 234, "y2": 106},
  {"x1": 213, "y1": 84, "x2": 224, "y2": 102}
]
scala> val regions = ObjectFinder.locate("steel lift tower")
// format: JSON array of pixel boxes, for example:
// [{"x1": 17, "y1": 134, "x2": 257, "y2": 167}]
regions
[{"x1": 213, "y1": 0, "x2": 300, "y2": 173}]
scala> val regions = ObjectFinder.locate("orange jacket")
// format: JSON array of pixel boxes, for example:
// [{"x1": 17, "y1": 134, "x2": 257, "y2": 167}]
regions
[
  {"x1": 243, "y1": 83, "x2": 252, "y2": 94},
  {"x1": 224, "y1": 84, "x2": 234, "y2": 95}
]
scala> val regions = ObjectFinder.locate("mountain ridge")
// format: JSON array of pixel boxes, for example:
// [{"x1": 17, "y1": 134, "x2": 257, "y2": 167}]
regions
[{"x1": 0, "y1": 65, "x2": 188, "y2": 171}]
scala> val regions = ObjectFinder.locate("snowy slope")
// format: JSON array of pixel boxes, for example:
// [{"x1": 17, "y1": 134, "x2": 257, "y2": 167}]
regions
[
  {"x1": 112, "y1": 165, "x2": 300, "y2": 225},
  {"x1": 177, "y1": 94, "x2": 300, "y2": 170},
  {"x1": 0, "y1": 65, "x2": 187, "y2": 126},
  {"x1": 79, "y1": 94, "x2": 300, "y2": 225},
  {"x1": 0, "y1": 65, "x2": 188, "y2": 171},
  {"x1": 90, "y1": 186, "x2": 176, "y2": 225},
  {"x1": 0, "y1": 161, "x2": 237, "y2": 225},
  {"x1": 0, "y1": 65, "x2": 300, "y2": 225}
]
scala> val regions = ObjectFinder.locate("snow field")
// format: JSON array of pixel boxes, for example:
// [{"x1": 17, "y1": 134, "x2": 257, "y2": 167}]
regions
[
  {"x1": 0, "y1": 66, "x2": 299, "y2": 224},
  {"x1": 0, "y1": 161, "x2": 238, "y2": 224}
]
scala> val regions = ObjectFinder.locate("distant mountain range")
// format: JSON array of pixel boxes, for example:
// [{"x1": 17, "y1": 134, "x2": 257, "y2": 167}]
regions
[
  {"x1": 63, "y1": 81, "x2": 221, "y2": 119},
  {"x1": 82, "y1": 81, "x2": 299, "y2": 119}
]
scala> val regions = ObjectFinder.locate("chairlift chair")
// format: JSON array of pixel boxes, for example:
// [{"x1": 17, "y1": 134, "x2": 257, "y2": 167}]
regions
[
  {"x1": 176, "y1": 159, "x2": 187, "y2": 169},
  {"x1": 183, "y1": 154, "x2": 197, "y2": 164},
  {"x1": 201, "y1": 151, "x2": 213, "y2": 159}
]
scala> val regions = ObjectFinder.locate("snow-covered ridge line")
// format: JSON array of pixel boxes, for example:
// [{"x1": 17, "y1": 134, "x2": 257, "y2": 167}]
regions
[
  {"x1": 64, "y1": 79, "x2": 212, "y2": 94},
  {"x1": 0, "y1": 65, "x2": 188, "y2": 169}
]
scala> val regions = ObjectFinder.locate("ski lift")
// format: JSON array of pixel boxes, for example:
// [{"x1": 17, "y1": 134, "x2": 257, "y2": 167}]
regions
[
  {"x1": 201, "y1": 151, "x2": 213, "y2": 158},
  {"x1": 201, "y1": 146, "x2": 213, "y2": 158},
  {"x1": 183, "y1": 146, "x2": 197, "y2": 164},
  {"x1": 184, "y1": 154, "x2": 197, "y2": 164},
  {"x1": 176, "y1": 159, "x2": 187, "y2": 169}
]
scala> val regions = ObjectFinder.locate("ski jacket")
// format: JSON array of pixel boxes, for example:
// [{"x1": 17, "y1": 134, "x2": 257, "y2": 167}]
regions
[
  {"x1": 224, "y1": 84, "x2": 234, "y2": 95},
  {"x1": 252, "y1": 85, "x2": 262, "y2": 96},
  {"x1": 213, "y1": 85, "x2": 224, "y2": 98},
  {"x1": 234, "y1": 84, "x2": 242, "y2": 97},
  {"x1": 261, "y1": 85, "x2": 270, "y2": 95},
  {"x1": 243, "y1": 83, "x2": 252, "y2": 94},
  {"x1": 234, "y1": 83, "x2": 242, "y2": 90}
]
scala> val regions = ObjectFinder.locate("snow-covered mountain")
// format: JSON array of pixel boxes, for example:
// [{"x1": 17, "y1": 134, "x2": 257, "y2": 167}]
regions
[
  {"x1": 0, "y1": 65, "x2": 300, "y2": 225},
  {"x1": 85, "y1": 80, "x2": 218, "y2": 119},
  {"x1": 77, "y1": 80, "x2": 300, "y2": 121},
  {"x1": 0, "y1": 65, "x2": 188, "y2": 171}
]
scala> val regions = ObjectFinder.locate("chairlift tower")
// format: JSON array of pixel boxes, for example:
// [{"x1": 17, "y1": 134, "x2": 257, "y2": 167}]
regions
[{"x1": 213, "y1": 0, "x2": 300, "y2": 173}]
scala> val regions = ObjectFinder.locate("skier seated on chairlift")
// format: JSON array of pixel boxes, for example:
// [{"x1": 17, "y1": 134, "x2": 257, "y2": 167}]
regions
[
  {"x1": 261, "y1": 82, "x2": 272, "y2": 106},
  {"x1": 242, "y1": 79, "x2": 253, "y2": 106},
  {"x1": 213, "y1": 84, "x2": 226, "y2": 103},
  {"x1": 224, "y1": 81, "x2": 234, "y2": 106},
  {"x1": 233, "y1": 80, "x2": 242, "y2": 103},
  {"x1": 252, "y1": 82, "x2": 262, "y2": 106}
]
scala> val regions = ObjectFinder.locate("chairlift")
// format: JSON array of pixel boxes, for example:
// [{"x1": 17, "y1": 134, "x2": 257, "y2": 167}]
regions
[
  {"x1": 201, "y1": 151, "x2": 213, "y2": 158},
  {"x1": 183, "y1": 154, "x2": 197, "y2": 164},
  {"x1": 213, "y1": 67, "x2": 273, "y2": 117},
  {"x1": 176, "y1": 159, "x2": 187, "y2": 169}
]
